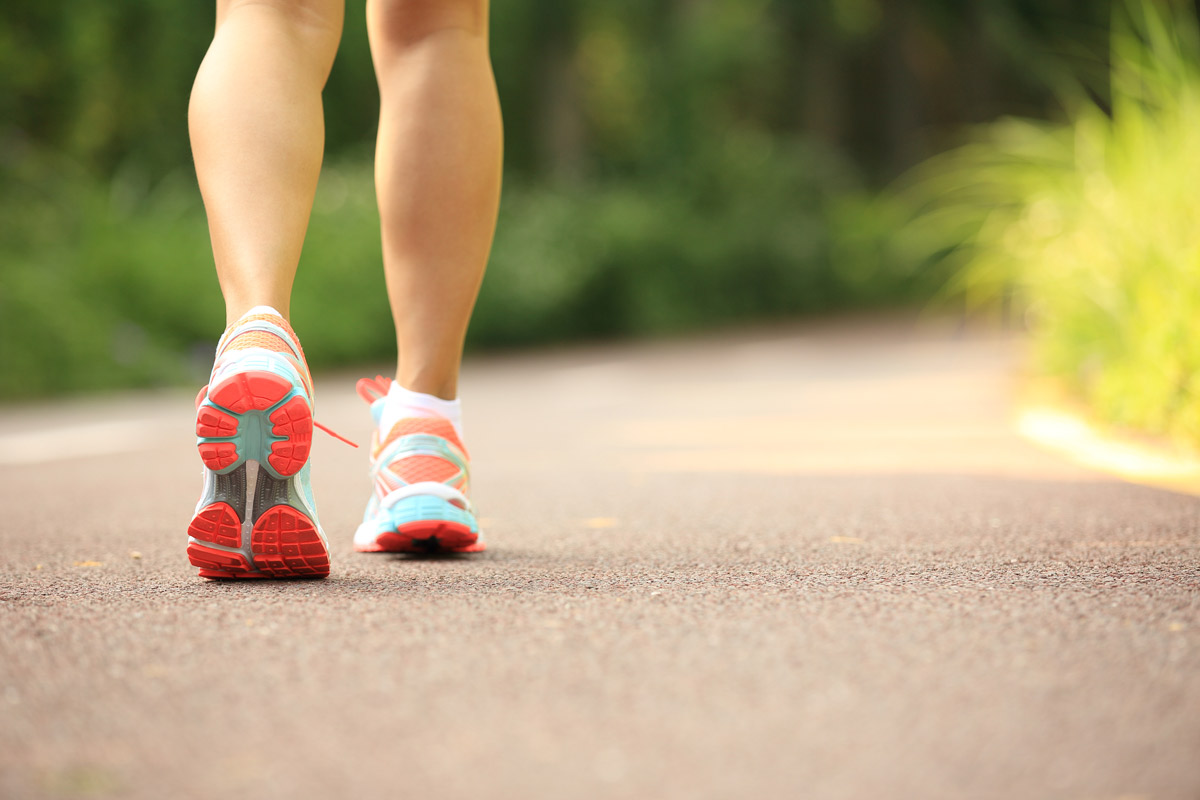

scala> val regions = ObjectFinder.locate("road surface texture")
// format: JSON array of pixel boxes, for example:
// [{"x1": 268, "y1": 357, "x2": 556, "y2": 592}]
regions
[{"x1": 1, "y1": 318, "x2": 1197, "y2": 799}]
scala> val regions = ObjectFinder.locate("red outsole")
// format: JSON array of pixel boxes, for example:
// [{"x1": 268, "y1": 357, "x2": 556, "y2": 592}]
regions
[
  {"x1": 358, "y1": 520, "x2": 483, "y2": 554},
  {"x1": 196, "y1": 406, "x2": 239, "y2": 438},
  {"x1": 187, "y1": 502, "x2": 241, "y2": 548},
  {"x1": 187, "y1": 503, "x2": 329, "y2": 579},
  {"x1": 187, "y1": 542, "x2": 255, "y2": 576},
  {"x1": 250, "y1": 506, "x2": 330, "y2": 577},
  {"x1": 267, "y1": 396, "x2": 312, "y2": 476},
  {"x1": 197, "y1": 441, "x2": 239, "y2": 472},
  {"x1": 207, "y1": 371, "x2": 292, "y2": 414},
  {"x1": 197, "y1": 371, "x2": 312, "y2": 478}
]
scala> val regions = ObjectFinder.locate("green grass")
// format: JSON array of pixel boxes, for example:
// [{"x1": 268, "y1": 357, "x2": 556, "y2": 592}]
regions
[{"x1": 904, "y1": 0, "x2": 1200, "y2": 444}]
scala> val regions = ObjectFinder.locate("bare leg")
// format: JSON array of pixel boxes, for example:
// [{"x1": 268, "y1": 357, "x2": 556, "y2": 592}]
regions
[
  {"x1": 189, "y1": 0, "x2": 344, "y2": 325},
  {"x1": 368, "y1": 0, "x2": 503, "y2": 400}
]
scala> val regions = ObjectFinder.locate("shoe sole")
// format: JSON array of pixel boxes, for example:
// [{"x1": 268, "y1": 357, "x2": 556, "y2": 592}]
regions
[
  {"x1": 188, "y1": 368, "x2": 329, "y2": 579},
  {"x1": 354, "y1": 494, "x2": 483, "y2": 554},
  {"x1": 355, "y1": 520, "x2": 484, "y2": 554},
  {"x1": 196, "y1": 370, "x2": 312, "y2": 479}
]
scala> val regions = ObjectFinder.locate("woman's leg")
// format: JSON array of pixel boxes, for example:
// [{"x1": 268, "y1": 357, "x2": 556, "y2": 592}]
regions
[
  {"x1": 352, "y1": 0, "x2": 501, "y2": 555},
  {"x1": 367, "y1": 0, "x2": 503, "y2": 400},
  {"x1": 189, "y1": 0, "x2": 344, "y2": 325},
  {"x1": 185, "y1": 0, "x2": 343, "y2": 580}
]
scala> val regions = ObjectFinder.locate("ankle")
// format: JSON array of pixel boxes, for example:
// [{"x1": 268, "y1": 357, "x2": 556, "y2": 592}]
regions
[
  {"x1": 394, "y1": 364, "x2": 458, "y2": 401},
  {"x1": 380, "y1": 382, "x2": 463, "y2": 440},
  {"x1": 225, "y1": 301, "x2": 290, "y2": 327}
]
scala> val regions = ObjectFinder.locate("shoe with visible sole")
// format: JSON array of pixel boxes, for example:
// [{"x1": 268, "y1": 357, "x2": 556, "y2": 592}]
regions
[
  {"x1": 353, "y1": 375, "x2": 483, "y2": 554},
  {"x1": 187, "y1": 310, "x2": 331, "y2": 579}
]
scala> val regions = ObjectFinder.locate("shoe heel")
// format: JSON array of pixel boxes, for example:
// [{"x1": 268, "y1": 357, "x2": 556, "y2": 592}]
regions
[
  {"x1": 196, "y1": 370, "x2": 313, "y2": 478},
  {"x1": 250, "y1": 505, "x2": 330, "y2": 577},
  {"x1": 188, "y1": 462, "x2": 328, "y2": 580},
  {"x1": 377, "y1": 495, "x2": 481, "y2": 552},
  {"x1": 187, "y1": 500, "x2": 262, "y2": 578}
]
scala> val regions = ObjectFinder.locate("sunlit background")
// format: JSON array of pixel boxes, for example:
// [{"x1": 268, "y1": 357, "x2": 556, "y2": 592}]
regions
[{"x1": 3, "y1": 0, "x2": 1198, "y2": 445}]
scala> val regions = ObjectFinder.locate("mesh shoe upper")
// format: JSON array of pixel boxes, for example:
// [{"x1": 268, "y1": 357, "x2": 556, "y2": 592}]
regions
[{"x1": 358, "y1": 376, "x2": 471, "y2": 510}]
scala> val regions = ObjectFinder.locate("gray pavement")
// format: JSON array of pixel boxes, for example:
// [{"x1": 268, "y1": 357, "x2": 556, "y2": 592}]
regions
[{"x1": 1, "y1": 318, "x2": 1198, "y2": 799}]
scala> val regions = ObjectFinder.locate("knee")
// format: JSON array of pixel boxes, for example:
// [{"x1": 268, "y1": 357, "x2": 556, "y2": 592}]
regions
[
  {"x1": 367, "y1": 0, "x2": 488, "y2": 50},
  {"x1": 222, "y1": 0, "x2": 345, "y2": 52}
]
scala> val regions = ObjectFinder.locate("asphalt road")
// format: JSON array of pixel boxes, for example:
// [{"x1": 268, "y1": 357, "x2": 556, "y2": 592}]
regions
[{"x1": 2, "y1": 318, "x2": 1198, "y2": 799}]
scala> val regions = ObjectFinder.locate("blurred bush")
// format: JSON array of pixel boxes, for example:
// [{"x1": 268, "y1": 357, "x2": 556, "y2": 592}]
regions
[
  {"x1": 903, "y1": 0, "x2": 1200, "y2": 443},
  {"x1": 0, "y1": 147, "x2": 217, "y2": 396},
  {"x1": 474, "y1": 137, "x2": 930, "y2": 347},
  {"x1": 0, "y1": 138, "x2": 931, "y2": 398},
  {"x1": 0, "y1": 0, "x2": 1109, "y2": 398}
]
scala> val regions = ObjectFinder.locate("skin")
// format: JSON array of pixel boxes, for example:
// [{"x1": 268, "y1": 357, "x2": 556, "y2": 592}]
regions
[{"x1": 189, "y1": 0, "x2": 502, "y2": 400}]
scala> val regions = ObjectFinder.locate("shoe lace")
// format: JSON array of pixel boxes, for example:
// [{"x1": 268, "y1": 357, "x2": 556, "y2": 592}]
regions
[
  {"x1": 356, "y1": 375, "x2": 393, "y2": 404},
  {"x1": 315, "y1": 419, "x2": 358, "y2": 448}
]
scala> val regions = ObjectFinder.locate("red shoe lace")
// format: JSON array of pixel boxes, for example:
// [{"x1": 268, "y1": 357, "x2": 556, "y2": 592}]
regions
[{"x1": 315, "y1": 419, "x2": 358, "y2": 448}]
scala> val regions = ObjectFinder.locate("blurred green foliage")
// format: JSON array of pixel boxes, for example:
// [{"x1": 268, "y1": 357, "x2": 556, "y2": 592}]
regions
[
  {"x1": 905, "y1": 0, "x2": 1200, "y2": 444},
  {"x1": 1, "y1": 0, "x2": 1112, "y2": 398}
]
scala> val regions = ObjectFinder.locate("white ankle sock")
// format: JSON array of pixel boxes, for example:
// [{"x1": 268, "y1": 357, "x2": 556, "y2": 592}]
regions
[
  {"x1": 379, "y1": 382, "x2": 463, "y2": 439},
  {"x1": 243, "y1": 305, "x2": 285, "y2": 319}
]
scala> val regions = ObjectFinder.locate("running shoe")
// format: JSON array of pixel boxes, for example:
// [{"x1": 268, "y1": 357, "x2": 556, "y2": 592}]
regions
[
  {"x1": 186, "y1": 309, "x2": 331, "y2": 578},
  {"x1": 352, "y1": 375, "x2": 483, "y2": 553}
]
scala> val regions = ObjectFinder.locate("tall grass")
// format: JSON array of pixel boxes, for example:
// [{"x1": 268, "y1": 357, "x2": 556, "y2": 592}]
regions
[{"x1": 906, "y1": 0, "x2": 1200, "y2": 443}]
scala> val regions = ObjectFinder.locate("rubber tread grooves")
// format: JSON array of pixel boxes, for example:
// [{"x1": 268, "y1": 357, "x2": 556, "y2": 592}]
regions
[
  {"x1": 267, "y1": 397, "x2": 312, "y2": 476},
  {"x1": 187, "y1": 503, "x2": 242, "y2": 549},
  {"x1": 208, "y1": 371, "x2": 290, "y2": 414},
  {"x1": 251, "y1": 507, "x2": 330, "y2": 577},
  {"x1": 196, "y1": 370, "x2": 311, "y2": 479},
  {"x1": 369, "y1": 521, "x2": 482, "y2": 554},
  {"x1": 189, "y1": 503, "x2": 329, "y2": 580}
]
